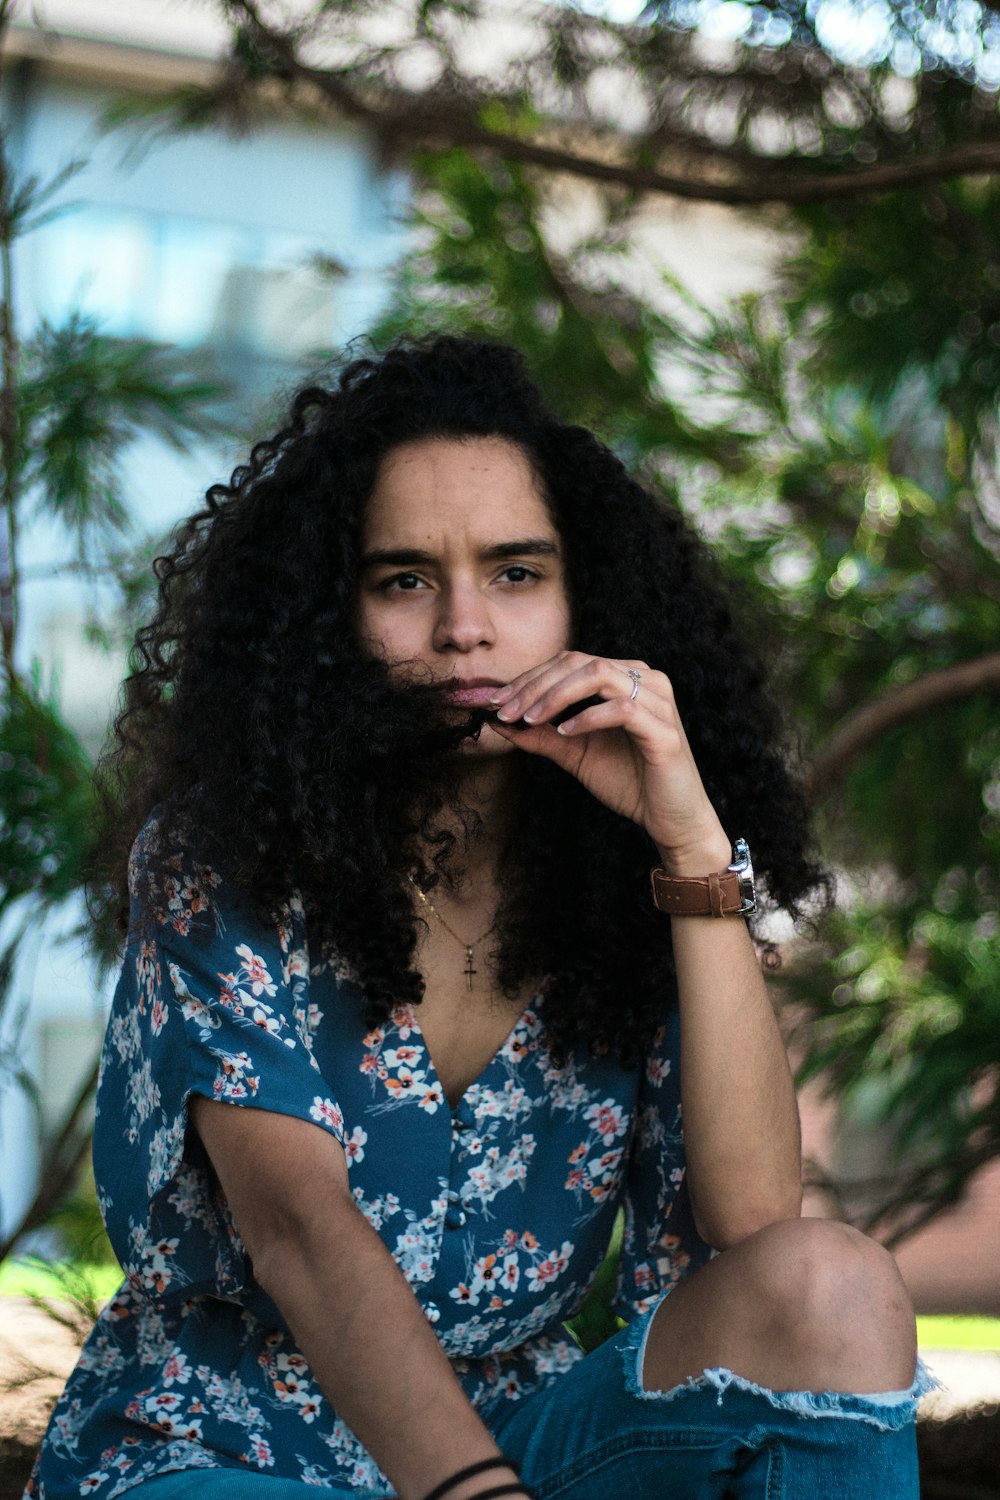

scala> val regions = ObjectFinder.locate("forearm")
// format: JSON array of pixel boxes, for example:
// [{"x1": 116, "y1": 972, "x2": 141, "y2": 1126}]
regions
[
  {"x1": 254, "y1": 1198, "x2": 515, "y2": 1500},
  {"x1": 658, "y1": 839, "x2": 802, "y2": 1248},
  {"x1": 670, "y1": 910, "x2": 802, "y2": 1246}
]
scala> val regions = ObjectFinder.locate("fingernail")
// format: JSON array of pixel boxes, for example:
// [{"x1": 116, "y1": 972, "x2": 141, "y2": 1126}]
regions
[
  {"x1": 490, "y1": 685, "x2": 515, "y2": 705},
  {"x1": 496, "y1": 698, "x2": 520, "y2": 721},
  {"x1": 556, "y1": 719, "x2": 574, "y2": 735}
]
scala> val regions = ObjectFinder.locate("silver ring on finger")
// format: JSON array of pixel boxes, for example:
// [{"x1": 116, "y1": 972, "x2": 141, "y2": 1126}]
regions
[{"x1": 627, "y1": 668, "x2": 641, "y2": 701}]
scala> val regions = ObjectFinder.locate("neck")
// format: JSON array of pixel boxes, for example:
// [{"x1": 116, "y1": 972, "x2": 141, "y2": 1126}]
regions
[{"x1": 425, "y1": 758, "x2": 513, "y2": 897}]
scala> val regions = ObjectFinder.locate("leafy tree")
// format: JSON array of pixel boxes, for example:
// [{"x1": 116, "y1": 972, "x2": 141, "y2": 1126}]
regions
[
  {"x1": 0, "y1": 0, "x2": 224, "y2": 1262},
  {"x1": 8, "y1": 0, "x2": 996, "y2": 1250},
  {"x1": 198, "y1": 0, "x2": 1000, "y2": 197},
  {"x1": 193, "y1": 0, "x2": 999, "y2": 1244}
]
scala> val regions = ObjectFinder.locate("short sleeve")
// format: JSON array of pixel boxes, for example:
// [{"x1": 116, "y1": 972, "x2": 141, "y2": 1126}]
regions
[
  {"x1": 613, "y1": 1007, "x2": 713, "y2": 1319},
  {"x1": 93, "y1": 815, "x2": 347, "y2": 1322}
]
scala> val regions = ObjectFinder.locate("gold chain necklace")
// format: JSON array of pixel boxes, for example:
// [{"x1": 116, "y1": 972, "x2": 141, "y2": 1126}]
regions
[{"x1": 408, "y1": 876, "x2": 495, "y2": 991}]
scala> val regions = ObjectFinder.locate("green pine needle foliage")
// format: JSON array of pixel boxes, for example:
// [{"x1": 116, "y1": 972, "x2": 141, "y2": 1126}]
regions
[
  {"x1": 18, "y1": 315, "x2": 225, "y2": 552},
  {"x1": 377, "y1": 132, "x2": 1000, "y2": 1237}
]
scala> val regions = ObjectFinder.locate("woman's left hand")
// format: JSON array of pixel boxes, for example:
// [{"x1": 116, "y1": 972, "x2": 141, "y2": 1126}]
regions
[{"x1": 487, "y1": 651, "x2": 730, "y2": 873}]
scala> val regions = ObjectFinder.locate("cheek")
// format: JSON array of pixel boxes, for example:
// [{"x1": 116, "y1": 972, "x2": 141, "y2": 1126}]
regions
[
  {"x1": 515, "y1": 609, "x2": 571, "y2": 663},
  {"x1": 352, "y1": 601, "x2": 376, "y2": 656},
  {"x1": 353, "y1": 600, "x2": 398, "y2": 660},
  {"x1": 543, "y1": 567, "x2": 574, "y2": 650},
  {"x1": 354, "y1": 600, "x2": 432, "y2": 671},
  {"x1": 549, "y1": 594, "x2": 574, "y2": 651}
]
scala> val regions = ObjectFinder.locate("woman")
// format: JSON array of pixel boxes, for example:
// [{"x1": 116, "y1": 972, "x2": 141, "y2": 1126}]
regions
[{"x1": 26, "y1": 335, "x2": 928, "y2": 1500}]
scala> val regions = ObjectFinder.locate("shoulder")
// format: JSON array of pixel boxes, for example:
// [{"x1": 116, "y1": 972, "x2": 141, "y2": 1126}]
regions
[
  {"x1": 127, "y1": 808, "x2": 226, "y2": 939},
  {"x1": 125, "y1": 809, "x2": 309, "y2": 992}
]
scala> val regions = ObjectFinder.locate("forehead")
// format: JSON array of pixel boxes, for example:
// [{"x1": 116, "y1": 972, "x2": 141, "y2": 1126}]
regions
[{"x1": 363, "y1": 436, "x2": 556, "y2": 542}]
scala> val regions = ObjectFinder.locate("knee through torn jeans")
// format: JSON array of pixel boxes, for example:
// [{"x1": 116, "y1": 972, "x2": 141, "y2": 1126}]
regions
[{"x1": 486, "y1": 1296, "x2": 936, "y2": 1500}]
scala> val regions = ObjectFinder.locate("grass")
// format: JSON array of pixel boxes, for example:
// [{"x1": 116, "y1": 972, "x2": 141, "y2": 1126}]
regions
[
  {"x1": 0, "y1": 1257, "x2": 123, "y2": 1304},
  {"x1": 917, "y1": 1316, "x2": 1000, "y2": 1352},
  {"x1": 1, "y1": 1258, "x2": 998, "y2": 1352}
]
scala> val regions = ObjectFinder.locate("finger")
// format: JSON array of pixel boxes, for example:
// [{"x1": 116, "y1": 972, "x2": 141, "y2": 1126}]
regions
[
  {"x1": 492, "y1": 653, "x2": 651, "y2": 710},
  {"x1": 509, "y1": 661, "x2": 668, "y2": 728},
  {"x1": 554, "y1": 695, "x2": 683, "y2": 756},
  {"x1": 487, "y1": 716, "x2": 591, "y2": 773},
  {"x1": 494, "y1": 655, "x2": 626, "y2": 722},
  {"x1": 489, "y1": 651, "x2": 572, "y2": 705},
  {"x1": 491, "y1": 653, "x2": 590, "y2": 716}
]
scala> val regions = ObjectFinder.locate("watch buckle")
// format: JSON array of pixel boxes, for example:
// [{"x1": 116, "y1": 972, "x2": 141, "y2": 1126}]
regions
[{"x1": 727, "y1": 837, "x2": 757, "y2": 915}]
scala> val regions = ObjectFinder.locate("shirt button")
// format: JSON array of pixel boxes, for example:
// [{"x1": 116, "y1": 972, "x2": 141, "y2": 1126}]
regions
[{"x1": 444, "y1": 1207, "x2": 467, "y2": 1230}]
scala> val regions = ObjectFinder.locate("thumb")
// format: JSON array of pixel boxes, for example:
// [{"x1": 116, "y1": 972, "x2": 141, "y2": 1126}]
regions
[{"x1": 487, "y1": 720, "x2": 586, "y2": 773}]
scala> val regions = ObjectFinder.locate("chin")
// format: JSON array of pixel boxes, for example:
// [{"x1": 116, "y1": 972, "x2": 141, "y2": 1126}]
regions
[{"x1": 450, "y1": 723, "x2": 516, "y2": 761}]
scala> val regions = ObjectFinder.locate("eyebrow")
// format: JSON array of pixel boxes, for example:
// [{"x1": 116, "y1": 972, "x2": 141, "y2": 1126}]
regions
[{"x1": 359, "y1": 537, "x2": 561, "y2": 569}]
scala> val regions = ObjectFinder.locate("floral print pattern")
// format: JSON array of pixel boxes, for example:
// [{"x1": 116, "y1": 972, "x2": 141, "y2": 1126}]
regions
[{"x1": 26, "y1": 816, "x2": 709, "y2": 1500}]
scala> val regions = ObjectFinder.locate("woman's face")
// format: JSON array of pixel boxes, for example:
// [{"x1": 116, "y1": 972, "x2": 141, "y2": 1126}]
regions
[{"x1": 356, "y1": 435, "x2": 572, "y2": 753}]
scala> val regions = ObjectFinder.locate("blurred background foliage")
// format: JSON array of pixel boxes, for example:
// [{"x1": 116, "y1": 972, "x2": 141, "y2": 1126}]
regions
[
  {"x1": 378, "y1": 141, "x2": 1000, "y2": 1240},
  {"x1": 0, "y1": 0, "x2": 226, "y2": 1259},
  {"x1": 0, "y1": 0, "x2": 998, "y2": 1272},
  {"x1": 223, "y1": 0, "x2": 1000, "y2": 1246}
]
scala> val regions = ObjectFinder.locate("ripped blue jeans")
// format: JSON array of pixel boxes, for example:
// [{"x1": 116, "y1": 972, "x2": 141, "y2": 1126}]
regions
[
  {"x1": 134, "y1": 1299, "x2": 933, "y2": 1500},
  {"x1": 487, "y1": 1301, "x2": 934, "y2": 1499}
]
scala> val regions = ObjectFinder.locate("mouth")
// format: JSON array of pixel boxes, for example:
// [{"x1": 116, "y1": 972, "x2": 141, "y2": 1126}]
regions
[{"x1": 437, "y1": 678, "x2": 505, "y2": 708}]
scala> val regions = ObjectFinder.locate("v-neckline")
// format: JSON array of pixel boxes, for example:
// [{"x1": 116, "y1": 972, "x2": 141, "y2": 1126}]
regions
[{"x1": 404, "y1": 986, "x2": 547, "y2": 1112}]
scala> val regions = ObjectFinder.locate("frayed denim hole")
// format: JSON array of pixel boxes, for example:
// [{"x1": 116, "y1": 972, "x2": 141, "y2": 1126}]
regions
[
  {"x1": 911, "y1": 1356, "x2": 944, "y2": 1402},
  {"x1": 685, "y1": 1363, "x2": 937, "y2": 1433},
  {"x1": 622, "y1": 1334, "x2": 939, "y2": 1429},
  {"x1": 858, "y1": 1357, "x2": 941, "y2": 1408},
  {"x1": 620, "y1": 1303, "x2": 663, "y2": 1401},
  {"x1": 620, "y1": 1296, "x2": 720, "y2": 1406}
]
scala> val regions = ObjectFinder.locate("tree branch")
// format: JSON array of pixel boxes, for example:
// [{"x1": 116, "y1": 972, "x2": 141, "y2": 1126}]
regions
[
  {"x1": 230, "y1": 1, "x2": 1000, "y2": 205},
  {"x1": 807, "y1": 651, "x2": 1000, "y2": 799},
  {"x1": 0, "y1": 1051, "x2": 100, "y2": 1264},
  {"x1": 398, "y1": 128, "x2": 1000, "y2": 207}
]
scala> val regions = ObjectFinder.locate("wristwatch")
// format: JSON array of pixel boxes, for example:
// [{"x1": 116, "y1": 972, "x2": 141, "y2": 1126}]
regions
[{"x1": 649, "y1": 837, "x2": 757, "y2": 918}]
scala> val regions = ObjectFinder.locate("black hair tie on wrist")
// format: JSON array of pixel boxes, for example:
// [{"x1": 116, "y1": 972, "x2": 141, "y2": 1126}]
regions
[
  {"x1": 462, "y1": 1487, "x2": 531, "y2": 1500},
  {"x1": 421, "y1": 1458, "x2": 529, "y2": 1500}
]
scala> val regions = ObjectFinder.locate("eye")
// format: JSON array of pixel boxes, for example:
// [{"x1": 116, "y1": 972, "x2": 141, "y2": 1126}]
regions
[
  {"x1": 381, "y1": 571, "x2": 426, "y2": 592},
  {"x1": 500, "y1": 565, "x2": 538, "y2": 585}
]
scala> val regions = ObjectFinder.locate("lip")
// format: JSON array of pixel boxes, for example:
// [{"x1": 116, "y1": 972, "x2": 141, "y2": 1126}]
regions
[{"x1": 439, "y1": 678, "x2": 505, "y2": 708}]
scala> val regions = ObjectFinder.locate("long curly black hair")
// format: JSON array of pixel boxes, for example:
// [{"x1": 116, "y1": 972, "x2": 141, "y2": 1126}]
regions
[{"x1": 95, "y1": 333, "x2": 825, "y2": 1064}]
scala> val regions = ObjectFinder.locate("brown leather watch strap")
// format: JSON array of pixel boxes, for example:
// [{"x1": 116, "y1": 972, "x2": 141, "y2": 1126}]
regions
[{"x1": 649, "y1": 865, "x2": 745, "y2": 917}]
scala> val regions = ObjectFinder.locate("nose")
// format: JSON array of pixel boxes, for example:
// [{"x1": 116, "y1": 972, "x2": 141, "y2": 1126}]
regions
[{"x1": 432, "y1": 579, "x2": 495, "y2": 654}]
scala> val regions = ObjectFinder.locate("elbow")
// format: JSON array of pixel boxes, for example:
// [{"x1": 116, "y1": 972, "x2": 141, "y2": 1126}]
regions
[
  {"x1": 243, "y1": 1188, "x2": 360, "y2": 1299},
  {"x1": 249, "y1": 1228, "x2": 308, "y2": 1300},
  {"x1": 693, "y1": 1184, "x2": 803, "y2": 1253}
]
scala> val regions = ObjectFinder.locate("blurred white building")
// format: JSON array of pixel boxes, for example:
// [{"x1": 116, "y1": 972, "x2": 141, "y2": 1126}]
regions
[{"x1": 0, "y1": 0, "x2": 410, "y2": 1243}]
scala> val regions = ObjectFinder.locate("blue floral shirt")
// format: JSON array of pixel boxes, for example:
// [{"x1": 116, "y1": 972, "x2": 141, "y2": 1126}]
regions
[{"x1": 28, "y1": 815, "x2": 710, "y2": 1499}]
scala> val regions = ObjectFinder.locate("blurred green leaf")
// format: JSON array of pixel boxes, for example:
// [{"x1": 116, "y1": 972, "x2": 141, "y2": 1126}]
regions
[
  {"x1": 18, "y1": 315, "x2": 227, "y2": 552},
  {"x1": 0, "y1": 682, "x2": 97, "y2": 920},
  {"x1": 4, "y1": 157, "x2": 85, "y2": 238},
  {"x1": 785, "y1": 888, "x2": 1000, "y2": 1239},
  {"x1": 564, "y1": 1209, "x2": 624, "y2": 1352}
]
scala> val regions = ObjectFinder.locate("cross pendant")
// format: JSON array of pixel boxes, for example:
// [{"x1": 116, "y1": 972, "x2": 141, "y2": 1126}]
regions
[{"x1": 464, "y1": 946, "x2": 476, "y2": 990}]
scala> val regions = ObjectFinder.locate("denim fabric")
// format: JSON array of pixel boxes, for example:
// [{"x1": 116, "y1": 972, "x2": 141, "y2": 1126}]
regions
[
  {"x1": 131, "y1": 1476, "x2": 362, "y2": 1500},
  {"x1": 490, "y1": 1308, "x2": 934, "y2": 1499},
  {"x1": 124, "y1": 1301, "x2": 933, "y2": 1500}
]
